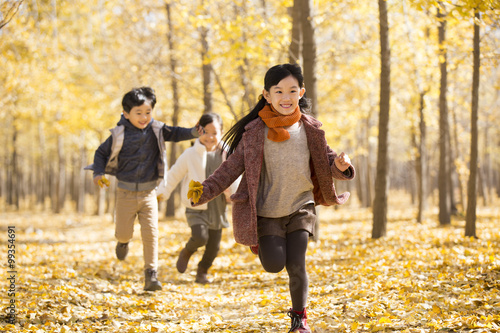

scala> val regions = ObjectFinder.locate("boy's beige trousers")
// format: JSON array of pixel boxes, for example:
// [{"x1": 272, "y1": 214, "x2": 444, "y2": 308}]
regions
[{"x1": 115, "y1": 188, "x2": 158, "y2": 270}]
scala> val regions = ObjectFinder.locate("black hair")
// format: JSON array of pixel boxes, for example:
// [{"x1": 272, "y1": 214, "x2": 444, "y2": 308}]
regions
[
  {"x1": 199, "y1": 112, "x2": 223, "y2": 130},
  {"x1": 222, "y1": 63, "x2": 310, "y2": 156},
  {"x1": 122, "y1": 87, "x2": 157, "y2": 113}
]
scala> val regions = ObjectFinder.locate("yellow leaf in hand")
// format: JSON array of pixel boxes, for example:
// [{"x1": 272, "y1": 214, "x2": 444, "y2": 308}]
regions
[
  {"x1": 187, "y1": 180, "x2": 203, "y2": 204},
  {"x1": 98, "y1": 176, "x2": 110, "y2": 188},
  {"x1": 157, "y1": 194, "x2": 164, "y2": 202}
]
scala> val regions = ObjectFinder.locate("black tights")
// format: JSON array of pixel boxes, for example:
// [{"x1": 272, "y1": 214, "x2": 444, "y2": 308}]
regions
[
  {"x1": 185, "y1": 224, "x2": 222, "y2": 270},
  {"x1": 258, "y1": 230, "x2": 309, "y2": 311}
]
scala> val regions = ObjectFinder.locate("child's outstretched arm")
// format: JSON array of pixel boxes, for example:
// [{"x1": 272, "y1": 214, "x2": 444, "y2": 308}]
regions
[
  {"x1": 189, "y1": 140, "x2": 246, "y2": 206},
  {"x1": 162, "y1": 123, "x2": 203, "y2": 142}
]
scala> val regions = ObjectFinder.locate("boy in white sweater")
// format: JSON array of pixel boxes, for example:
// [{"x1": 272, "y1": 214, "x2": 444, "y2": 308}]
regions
[{"x1": 158, "y1": 113, "x2": 239, "y2": 283}]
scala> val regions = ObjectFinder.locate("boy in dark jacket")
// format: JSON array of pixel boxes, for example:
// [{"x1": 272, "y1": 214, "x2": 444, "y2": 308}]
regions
[{"x1": 92, "y1": 87, "x2": 200, "y2": 291}]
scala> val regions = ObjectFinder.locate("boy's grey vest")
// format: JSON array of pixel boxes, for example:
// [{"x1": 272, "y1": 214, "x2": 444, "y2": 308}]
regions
[{"x1": 86, "y1": 120, "x2": 167, "y2": 182}]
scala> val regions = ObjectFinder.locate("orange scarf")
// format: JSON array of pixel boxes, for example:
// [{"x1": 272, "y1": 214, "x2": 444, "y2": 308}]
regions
[{"x1": 258, "y1": 104, "x2": 301, "y2": 142}]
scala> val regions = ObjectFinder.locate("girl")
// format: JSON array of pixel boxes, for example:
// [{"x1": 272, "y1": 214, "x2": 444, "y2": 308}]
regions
[
  {"x1": 188, "y1": 64, "x2": 355, "y2": 332},
  {"x1": 157, "y1": 113, "x2": 239, "y2": 284}
]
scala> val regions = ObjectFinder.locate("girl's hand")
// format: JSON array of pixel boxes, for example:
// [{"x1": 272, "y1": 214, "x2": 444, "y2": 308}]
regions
[
  {"x1": 187, "y1": 180, "x2": 203, "y2": 204},
  {"x1": 334, "y1": 152, "x2": 351, "y2": 172}
]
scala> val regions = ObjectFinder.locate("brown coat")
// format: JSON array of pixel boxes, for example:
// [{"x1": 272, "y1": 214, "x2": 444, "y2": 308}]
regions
[{"x1": 193, "y1": 114, "x2": 355, "y2": 246}]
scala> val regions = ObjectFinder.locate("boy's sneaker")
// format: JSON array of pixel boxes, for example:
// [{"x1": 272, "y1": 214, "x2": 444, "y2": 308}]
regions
[
  {"x1": 287, "y1": 308, "x2": 310, "y2": 333},
  {"x1": 115, "y1": 242, "x2": 129, "y2": 260},
  {"x1": 144, "y1": 268, "x2": 162, "y2": 291},
  {"x1": 250, "y1": 245, "x2": 259, "y2": 255}
]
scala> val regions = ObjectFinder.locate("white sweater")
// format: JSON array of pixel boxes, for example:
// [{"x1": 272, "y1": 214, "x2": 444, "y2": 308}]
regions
[{"x1": 157, "y1": 139, "x2": 239, "y2": 210}]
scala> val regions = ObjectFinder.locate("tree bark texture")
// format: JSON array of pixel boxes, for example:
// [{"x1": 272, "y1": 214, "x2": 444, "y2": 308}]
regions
[
  {"x1": 416, "y1": 92, "x2": 427, "y2": 223},
  {"x1": 166, "y1": 2, "x2": 180, "y2": 217},
  {"x1": 437, "y1": 4, "x2": 451, "y2": 225},
  {"x1": 200, "y1": 9, "x2": 213, "y2": 115},
  {"x1": 372, "y1": 0, "x2": 391, "y2": 239},
  {"x1": 289, "y1": 0, "x2": 302, "y2": 63},
  {"x1": 301, "y1": 0, "x2": 318, "y2": 118},
  {"x1": 465, "y1": 10, "x2": 480, "y2": 238}
]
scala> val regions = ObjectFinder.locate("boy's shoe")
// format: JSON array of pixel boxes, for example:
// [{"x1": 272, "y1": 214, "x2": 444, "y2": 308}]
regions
[
  {"x1": 144, "y1": 268, "x2": 162, "y2": 291},
  {"x1": 176, "y1": 247, "x2": 194, "y2": 273},
  {"x1": 287, "y1": 308, "x2": 310, "y2": 333},
  {"x1": 115, "y1": 242, "x2": 129, "y2": 260},
  {"x1": 195, "y1": 266, "x2": 210, "y2": 284},
  {"x1": 250, "y1": 245, "x2": 259, "y2": 255}
]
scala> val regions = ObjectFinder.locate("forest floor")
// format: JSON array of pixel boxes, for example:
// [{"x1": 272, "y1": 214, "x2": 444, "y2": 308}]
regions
[{"x1": 1, "y1": 204, "x2": 500, "y2": 332}]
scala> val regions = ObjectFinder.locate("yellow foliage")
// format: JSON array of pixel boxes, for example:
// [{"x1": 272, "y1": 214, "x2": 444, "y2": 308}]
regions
[
  {"x1": 1, "y1": 207, "x2": 500, "y2": 331},
  {"x1": 187, "y1": 180, "x2": 203, "y2": 204},
  {"x1": 97, "y1": 176, "x2": 110, "y2": 189}
]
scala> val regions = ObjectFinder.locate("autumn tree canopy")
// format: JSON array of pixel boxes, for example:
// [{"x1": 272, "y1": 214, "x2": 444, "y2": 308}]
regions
[{"x1": 0, "y1": 0, "x2": 499, "y2": 219}]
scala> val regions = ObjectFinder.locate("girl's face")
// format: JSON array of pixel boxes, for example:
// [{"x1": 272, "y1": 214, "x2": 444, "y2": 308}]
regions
[
  {"x1": 199, "y1": 120, "x2": 222, "y2": 152},
  {"x1": 263, "y1": 75, "x2": 305, "y2": 116},
  {"x1": 124, "y1": 102, "x2": 153, "y2": 129}
]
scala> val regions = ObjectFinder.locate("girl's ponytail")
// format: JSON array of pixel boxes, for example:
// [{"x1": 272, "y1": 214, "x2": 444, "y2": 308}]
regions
[{"x1": 222, "y1": 96, "x2": 266, "y2": 156}]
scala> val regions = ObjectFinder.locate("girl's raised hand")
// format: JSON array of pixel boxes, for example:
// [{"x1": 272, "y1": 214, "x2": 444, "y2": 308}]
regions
[{"x1": 334, "y1": 152, "x2": 351, "y2": 172}]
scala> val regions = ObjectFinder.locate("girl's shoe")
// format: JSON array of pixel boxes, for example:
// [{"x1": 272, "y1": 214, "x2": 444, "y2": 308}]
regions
[
  {"x1": 195, "y1": 266, "x2": 210, "y2": 284},
  {"x1": 287, "y1": 308, "x2": 310, "y2": 333},
  {"x1": 250, "y1": 245, "x2": 259, "y2": 255},
  {"x1": 176, "y1": 247, "x2": 194, "y2": 273}
]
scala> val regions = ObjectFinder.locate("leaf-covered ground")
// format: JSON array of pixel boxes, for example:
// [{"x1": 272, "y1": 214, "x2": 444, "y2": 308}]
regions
[{"x1": 1, "y1": 206, "x2": 499, "y2": 332}]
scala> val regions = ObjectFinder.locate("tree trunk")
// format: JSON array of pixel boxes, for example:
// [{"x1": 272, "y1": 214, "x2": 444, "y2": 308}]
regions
[
  {"x1": 300, "y1": 0, "x2": 319, "y2": 238},
  {"x1": 372, "y1": 0, "x2": 391, "y2": 239},
  {"x1": 37, "y1": 122, "x2": 47, "y2": 206},
  {"x1": 288, "y1": 0, "x2": 302, "y2": 63},
  {"x1": 96, "y1": 187, "x2": 106, "y2": 216},
  {"x1": 55, "y1": 133, "x2": 65, "y2": 213},
  {"x1": 357, "y1": 113, "x2": 373, "y2": 208},
  {"x1": 447, "y1": 114, "x2": 458, "y2": 215},
  {"x1": 106, "y1": 176, "x2": 116, "y2": 216},
  {"x1": 77, "y1": 131, "x2": 86, "y2": 213},
  {"x1": 10, "y1": 126, "x2": 20, "y2": 209},
  {"x1": 233, "y1": 3, "x2": 255, "y2": 114},
  {"x1": 437, "y1": 3, "x2": 451, "y2": 225},
  {"x1": 200, "y1": 11, "x2": 212, "y2": 114},
  {"x1": 165, "y1": 2, "x2": 180, "y2": 217},
  {"x1": 465, "y1": 10, "x2": 480, "y2": 238},
  {"x1": 451, "y1": 105, "x2": 465, "y2": 211},
  {"x1": 301, "y1": 0, "x2": 317, "y2": 118},
  {"x1": 414, "y1": 92, "x2": 427, "y2": 223}
]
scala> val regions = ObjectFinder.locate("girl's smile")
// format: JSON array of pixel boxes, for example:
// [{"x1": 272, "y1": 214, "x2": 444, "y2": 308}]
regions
[{"x1": 263, "y1": 75, "x2": 305, "y2": 116}]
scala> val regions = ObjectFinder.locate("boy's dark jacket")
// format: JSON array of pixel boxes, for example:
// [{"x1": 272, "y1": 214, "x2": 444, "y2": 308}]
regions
[
  {"x1": 92, "y1": 114, "x2": 195, "y2": 184},
  {"x1": 192, "y1": 114, "x2": 355, "y2": 246}
]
